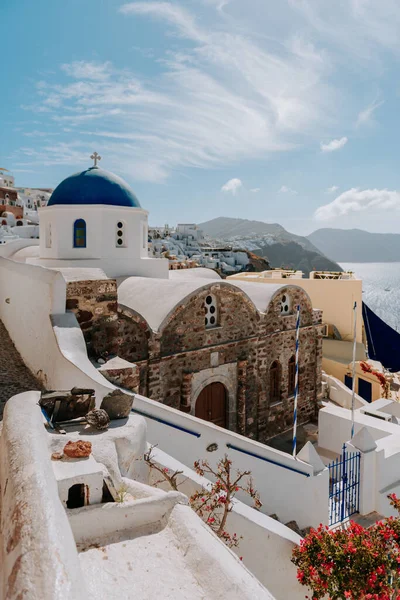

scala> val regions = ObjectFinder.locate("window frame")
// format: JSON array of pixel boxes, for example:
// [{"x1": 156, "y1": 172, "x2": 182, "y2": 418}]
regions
[
  {"x1": 73, "y1": 219, "x2": 87, "y2": 248},
  {"x1": 288, "y1": 355, "x2": 296, "y2": 397},
  {"x1": 269, "y1": 360, "x2": 281, "y2": 404}
]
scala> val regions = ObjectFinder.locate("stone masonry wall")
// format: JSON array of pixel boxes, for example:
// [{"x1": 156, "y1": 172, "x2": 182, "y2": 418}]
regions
[
  {"x1": 65, "y1": 279, "x2": 119, "y2": 358},
  {"x1": 116, "y1": 283, "x2": 322, "y2": 441},
  {"x1": 159, "y1": 283, "x2": 259, "y2": 356},
  {"x1": 68, "y1": 278, "x2": 322, "y2": 442}
]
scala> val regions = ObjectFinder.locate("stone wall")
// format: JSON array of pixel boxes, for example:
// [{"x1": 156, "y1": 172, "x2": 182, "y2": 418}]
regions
[
  {"x1": 65, "y1": 279, "x2": 119, "y2": 358},
  {"x1": 65, "y1": 276, "x2": 322, "y2": 441},
  {"x1": 115, "y1": 283, "x2": 322, "y2": 441},
  {"x1": 159, "y1": 283, "x2": 259, "y2": 356}
]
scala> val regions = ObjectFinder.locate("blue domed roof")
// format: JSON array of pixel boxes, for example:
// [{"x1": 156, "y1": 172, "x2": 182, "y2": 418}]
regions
[{"x1": 48, "y1": 167, "x2": 141, "y2": 208}]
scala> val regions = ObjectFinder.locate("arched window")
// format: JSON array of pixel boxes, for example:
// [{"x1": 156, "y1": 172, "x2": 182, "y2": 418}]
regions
[
  {"x1": 270, "y1": 361, "x2": 281, "y2": 403},
  {"x1": 205, "y1": 294, "x2": 218, "y2": 329},
  {"x1": 288, "y1": 355, "x2": 296, "y2": 397},
  {"x1": 73, "y1": 219, "x2": 86, "y2": 248}
]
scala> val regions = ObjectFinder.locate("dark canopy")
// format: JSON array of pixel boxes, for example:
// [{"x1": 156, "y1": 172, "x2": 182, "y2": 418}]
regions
[{"x1": 363, "y1": 302, "x2": 400, "y2": 372}]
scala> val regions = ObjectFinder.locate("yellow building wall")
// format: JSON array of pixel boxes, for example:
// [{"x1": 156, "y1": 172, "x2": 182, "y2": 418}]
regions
[
  {"x1": 228, "y1": 273, "x2": 363, "y2": 343},
  {"x1": 322, "y1": 357, "x2": 382, "y2": 402}
]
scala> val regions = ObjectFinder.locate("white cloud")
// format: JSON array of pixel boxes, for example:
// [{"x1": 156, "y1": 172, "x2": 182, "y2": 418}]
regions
[
  {"x1": 21, "y1": 1, "x2": 400, "y2": 184},
  {"x1": 21, "y1": 1, "x2": 339, "y2": 182},
  {"x1": 119, "y1": 2, "x2": 205, "y2": 42},
  {"x1": 221, "y1": 178, "x2": 243, "y2": 194},
  {"x1": 61, "y1": 61, "x2": 112, "y2": 81},
  {"x1": 250, "y1": 188, "x2": 260, "y2": 193},
  {"x1": 279, "y1": 185, "x2": 297, "y2": 194},
  {"x1": 320, "y1": 137, "x2": 348, "y2": 153},
  {"x1": 326, "y1": 185, "x2": 339, "y2": 194},
  {"x1": 315, "y1": 188, "x2": 400, "y2": 220},
  {"x1": 289, "y1": 0, "x2": 400, "y2": 62},
  {"x1": 356, "y1": 98, "x2": 384, "y2": 127}
]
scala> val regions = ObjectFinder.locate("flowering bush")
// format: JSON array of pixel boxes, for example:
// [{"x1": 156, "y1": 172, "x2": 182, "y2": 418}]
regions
[
  {"x1": 190, "y1": 456, "x2": 262, "y2": 548},
  {"x1": 145, "y1": 447, "x2": 262, "y2": 549},
  {"x1": 292, "y1": 494, "x2": 400, "y2": 599},
  {"x1": 360, "y1": 361, "x2": 390, "y2": 398}
]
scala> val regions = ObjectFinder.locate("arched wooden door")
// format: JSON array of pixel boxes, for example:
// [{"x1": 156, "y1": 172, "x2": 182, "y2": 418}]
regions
[{"x1": 195, "y1": 382, "x2": 227, "y2": 428}]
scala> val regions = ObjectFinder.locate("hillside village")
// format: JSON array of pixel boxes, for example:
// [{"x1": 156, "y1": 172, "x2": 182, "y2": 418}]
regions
[{"x1": 2, "y1": 159, "x2": 400, "y2": 598}]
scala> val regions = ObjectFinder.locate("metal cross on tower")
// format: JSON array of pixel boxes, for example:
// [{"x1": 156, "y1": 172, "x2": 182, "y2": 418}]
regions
[{"x1": 90, "y1": 152, "x2": 101, "y2": 167}]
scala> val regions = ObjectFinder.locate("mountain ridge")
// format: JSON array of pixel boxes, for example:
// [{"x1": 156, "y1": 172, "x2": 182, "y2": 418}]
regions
[
  {"x1": 308, "y1": 228, "x2": 400, "y2": 262},
  {"x1": 198, "y1": 217, "x2": 341, "y2": 275}
]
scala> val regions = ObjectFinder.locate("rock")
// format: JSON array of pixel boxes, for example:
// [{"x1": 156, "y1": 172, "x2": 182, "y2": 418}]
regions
[
  {"x1": 86, "y1": 409, "x2": 110, "y2": 430},
  {"x1": 100, "y1": 390, "x2": 134, "y2": 420},
  {"x1": 64, "y1": 440, "x2": 92, "y2": 458},
  {"x1": 284, "y1": 520, "x2": 302, "y2": 536},
  {"x1": 51, "y1": 452, "x2": 64, "y2": 461}
]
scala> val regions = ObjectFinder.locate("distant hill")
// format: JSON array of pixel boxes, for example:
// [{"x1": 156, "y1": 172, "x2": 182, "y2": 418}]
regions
[
  {"x1": 199, "y1": 216, "x2": 319, "y2": 252},
  {"x1": 251, "y1": 241, "x2": 341, "y2": 275},
  {"x1": 198, "y1": 217, "x2": 341, "y2": 275},
  {"x1": 308, "y1": 228, "x2": 400, "y2": 262}
]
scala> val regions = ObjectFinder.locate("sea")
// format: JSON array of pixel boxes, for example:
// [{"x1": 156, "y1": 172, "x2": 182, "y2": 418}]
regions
[{"x1": 341, "y1": 263, "x2": 400, "y2": 332}]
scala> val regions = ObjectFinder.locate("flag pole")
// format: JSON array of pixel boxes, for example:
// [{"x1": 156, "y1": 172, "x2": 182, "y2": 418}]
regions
[
  {"x1": 293, "y1": 305, "x2": 301, "y2": 458},
  {"x1": 351, "y1": 301, "x2": 357, "y2": 439}
]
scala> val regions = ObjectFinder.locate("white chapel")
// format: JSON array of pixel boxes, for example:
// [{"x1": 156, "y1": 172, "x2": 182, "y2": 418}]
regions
[{"x1": 27, "y1": 153, "x2": 168, "y2": 278}]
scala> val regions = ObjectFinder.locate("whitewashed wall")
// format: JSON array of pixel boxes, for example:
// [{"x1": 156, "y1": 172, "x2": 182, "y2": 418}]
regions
[
  {"x1": 319, "y1": 402, "x2": 400, "y2": 518},
  {"x1": 0, "y1": 257, "x2": 113, "y2": 400},
  {"x1": 133, "y1": 394, "x2": 329, "y2": 529},
  {"x1": 0, "y1": 392, "x2": 89, "y2": 599},
  {"x1": 318, "y1": 403, "x2": 392, "y2": 455},
  {"x1": 148, "y1": 446, "x2": 305, "y2": 600},
  {"x1": 322, "y1": 372, "x2": 367, "y2": 410}
]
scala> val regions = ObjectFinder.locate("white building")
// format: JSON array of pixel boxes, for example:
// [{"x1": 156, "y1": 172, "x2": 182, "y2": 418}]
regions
[
  {"x1": 0, "y1": 167, "x2": 14, "y2": 188},
  {"x1": 26, "y1": 155, "x2": 168, "y2": 279},
  {"x1": 0, "y1": 156, "x2": 349, "y2": 600},
  {"x1": 150, "y1": 222, "x2": 251, "y2": 274}
]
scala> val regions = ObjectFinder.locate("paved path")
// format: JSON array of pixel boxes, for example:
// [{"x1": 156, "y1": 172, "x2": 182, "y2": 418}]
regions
[{"x1": 0, "y1": 320, "x2": 42, "y2": 419}]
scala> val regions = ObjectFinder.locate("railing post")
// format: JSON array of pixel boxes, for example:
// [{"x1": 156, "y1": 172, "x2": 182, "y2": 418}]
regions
[{"x1": 340, "y1": 443, "x2": 347, "y2": 522}]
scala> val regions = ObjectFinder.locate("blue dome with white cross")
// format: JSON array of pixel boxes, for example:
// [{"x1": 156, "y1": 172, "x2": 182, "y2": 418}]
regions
[{"x1": 48, "y1": 157, "x2": 141, "y2": 208}]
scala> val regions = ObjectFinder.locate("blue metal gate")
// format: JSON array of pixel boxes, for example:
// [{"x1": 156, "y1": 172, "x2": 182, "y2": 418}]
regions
[{"x1": 329, "y1": 443, "x2": 361, "y2": 526}]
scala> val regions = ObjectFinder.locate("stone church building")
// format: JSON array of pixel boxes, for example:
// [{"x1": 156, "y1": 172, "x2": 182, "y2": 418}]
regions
[{"x1": 28, "y1": 156, "x2": 323, "y2": 443}]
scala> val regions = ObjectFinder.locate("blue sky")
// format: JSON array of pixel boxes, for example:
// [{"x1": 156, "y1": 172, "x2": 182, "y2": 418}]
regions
[{"x1": 3, "y1": 0, "x2": 400, "y2": 235}]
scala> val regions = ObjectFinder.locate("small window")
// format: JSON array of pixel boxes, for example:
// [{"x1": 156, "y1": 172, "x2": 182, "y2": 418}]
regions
[
  {"x1": 270, "y1": 361, "x2": 281, "y2": 403},
  {"x1": 205, "y1": 294, "x2": 218, "y2": 328},
  {"x1": 73, "y1": 219, "x2": 86, "y2": 248},
  {"x1": 116, "y1": 221, "x2": 126, "y2": 248},
  {"x1": 280, "y1": 293, "x2": 292, "y2": 315},
  {"x1": 288, "y1": 355, "x2": 296, "y2": 396}
]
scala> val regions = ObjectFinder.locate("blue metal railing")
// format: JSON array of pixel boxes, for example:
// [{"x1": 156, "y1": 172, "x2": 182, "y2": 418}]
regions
[
  {"x1": 226, "y1": 443, "x2": 311, "y2": 477},
  {"x1": 328, "y1": 443, "x2": 361, "y2": 526},
  {"x1": 131, "y1": 408, "x2": 201, "y2": 438}
]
